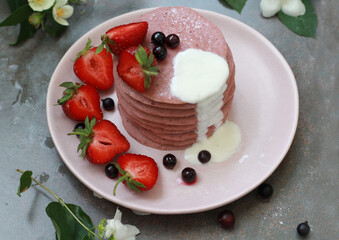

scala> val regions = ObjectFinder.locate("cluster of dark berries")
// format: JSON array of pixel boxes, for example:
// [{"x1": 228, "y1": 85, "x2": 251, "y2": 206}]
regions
[{"x1": 151, "y1": 32, "x2": 180, "y2": 60}]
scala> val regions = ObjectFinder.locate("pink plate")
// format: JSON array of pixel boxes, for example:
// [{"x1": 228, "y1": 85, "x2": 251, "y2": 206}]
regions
[{"x1": 46, "y1": 8, "x2": 298, "y2": 214}]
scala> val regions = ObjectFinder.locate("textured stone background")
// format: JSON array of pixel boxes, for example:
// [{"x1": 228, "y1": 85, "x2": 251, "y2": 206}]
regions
[{"x1": 0, "y1": 0, "x2": 338, "y2": 239}]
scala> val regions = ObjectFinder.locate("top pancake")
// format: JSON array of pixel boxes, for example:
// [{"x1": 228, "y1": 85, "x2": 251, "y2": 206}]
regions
[{"x1": 135, "y1": 7, "x2": 229, "y2": 104}]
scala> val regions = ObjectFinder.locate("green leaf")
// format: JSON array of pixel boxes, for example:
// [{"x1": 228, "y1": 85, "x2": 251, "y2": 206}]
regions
[
  {"x1": 130, "y1": 179, "x2": 146, "y2": 188},
  {"x1": 223, "y1": 0, "x2": 247, "y2": 14},
  {"x1": 9, "y1": 20, "x2": 36, "y2": 45},
  {"x1": 44, "y1": 11, "x2": 67, "y2": 38},
  {"x1": 126, "y1": 180, "x2": 141, "y2": 193},
  {"x1": 60, "y1": 82, "x2": 75, "y2": 88},
  {"x1": 135, "y1": 45, "x2": 148, "y2": 67},
  {"x1": 278, "y1": 0, "x2": 317, "y2": 38},
  {"x1": 0, "y1": 4, "x2": 32, "y2": 27},
  {"x1": 95, "y1": 42, "x2": 105, "y2": 55},
  {"x1": 6, "y1": 0, "x2": 27, "y2": 12},
  {"x1": 17, "y1": 170, "x2": 33, "y2": 197},
  {"x1": 46, "y1": 202, "x2": 94, "y2": 240}
]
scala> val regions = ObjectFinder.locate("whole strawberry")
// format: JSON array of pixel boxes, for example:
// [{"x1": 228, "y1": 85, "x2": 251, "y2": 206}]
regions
[
  {"x1": 73, "y1": 38, "x2": 114, "y2": 90},
  {"x1": 113, "y1": 153, "x2": 158, "y2": 195},
  {"x1": 69, "y1": 117, "x2": 130, "y2": 165},
  {"x1": 117, "y1": 45, "x2": 159, "y2": 92},
  {"x1": 98, "y1": 22, "x2": 148, "y2": 56},
  {"x1": 57, "y1": 82, "x2": 103, "y2": 121}
]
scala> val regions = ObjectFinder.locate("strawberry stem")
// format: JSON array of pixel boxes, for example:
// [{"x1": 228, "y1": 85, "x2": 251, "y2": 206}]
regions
[{"x1": 113, "y1": 174, "x2": 130, "y2": 196}]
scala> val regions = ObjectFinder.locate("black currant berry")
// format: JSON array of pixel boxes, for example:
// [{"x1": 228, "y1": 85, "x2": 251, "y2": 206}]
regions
[
  {"x1": 297, "y1": 221, "x2": 310, "y2": 236},
  {"x1": 151, "y1": 32, "x2": 166, "y2": 46},
  {"x1": 198, "y1": 150, "x2": 211, "y2": 164},
  {"x1": 153, "y1": 46, "x2": 167, "y2": 60},
  {"x1": 74, "y1": 122, "x2": 85, "y2": 130},
  {"x1": 218, "y1": 210, "x2": 235, "y2": 229},
  {"x1": 105, "y1": 164, "x2": 119, "y2": 179},
  {"x1": 101, "y1": 97, "x2": 115, "y2": 111},
  {"x1": 163, "y1": 154, "x2": 177, "y2": 169},
  {"x1": 165, "y1": 34, "x2": 180, "y2": 48},
  {"x1": 258, "y1": 183, "x2": 273, "y2": 198},
  {"x1": 181, "y1": 167, "x2": 196, "y2": 183},
  {"x1": 74, "y1": 123, "x2": 85, "y2": 137}
]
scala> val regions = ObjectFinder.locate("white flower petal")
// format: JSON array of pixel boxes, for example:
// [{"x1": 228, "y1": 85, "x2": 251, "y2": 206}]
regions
[
  {"x1": 61, "y1": 5, "x2": 74, "y2": 18},
  {"x1": 260, "y1": 0, "x2": 282, "y2": 17},
  {"x1": 125, "y1": 224, "x2": 140, "y2": 236},
  {"x1": 114, "y1": 221, "x2": 129, "y2": 239},
  {"x1": 104, "y1": 219, "x2": 116, "y2": 238},
  {"x1": 56, "y1": 0, "x2": 67, "y2": 5},
  {"x1": 28, "y1": 0, "x2": 55, "y2": 12},
  {"x1": 54, "y1": 16, "x2": 69, "y2": 26},
  {"x1": 114, "y1": 208, "x2": 123, "y2": 221},
  {"x1": 281, "y1": 0, "x2": 306, "y2": 17}
]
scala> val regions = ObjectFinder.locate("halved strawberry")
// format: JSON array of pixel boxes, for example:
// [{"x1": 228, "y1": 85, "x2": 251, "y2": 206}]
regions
[
  {"x1": 69, "y1": 117, "x2": 130, "y2": 165},
  {"x1": 98, "y1": 22, "x2": 148, "y2": 56},
  {"x1": 73, "y1": 38, "x2": 114, "y2": 90},
  {"x1": 117, "y1": 45, "x2": 159, "y2": 92},
  {"x1": 113, "y1": 153, "x2": 158, "y2": 195},
  {"x1": 57, "y1": 82, "x2": 103, "y2": 121}
]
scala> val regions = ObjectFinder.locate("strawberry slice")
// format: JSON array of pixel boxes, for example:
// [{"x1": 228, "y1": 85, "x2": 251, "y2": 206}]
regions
[
  {"x1": 98, "y1": 22, "x2": 148, "y2": 56},
  {"x1": 113, "y1": 154, "x2": 158, "y2": 195},
  {"x1": 69, "y1": 117, "x2": 130, "y2": 165},
  {"x1": 73, "y1": 38, "x2": 114, "y2": 90},
  {"x1": 57, "y1": 82, "x2": 103, "y2": 121},
  {"x1": 117, "y1": 45, "x2": 159, "y2": 92}
]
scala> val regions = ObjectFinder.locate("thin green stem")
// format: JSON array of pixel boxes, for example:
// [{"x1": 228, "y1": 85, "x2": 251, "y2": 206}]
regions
[
  {"x1": 113, "y1": 174, "x2": 130, "y2": 196},
  {"x1": 17, "y1": 169, "x2": 103, "y2": 240}
]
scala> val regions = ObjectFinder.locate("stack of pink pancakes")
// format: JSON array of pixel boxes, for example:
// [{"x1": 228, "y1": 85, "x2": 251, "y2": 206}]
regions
[{"x1": 115, "y1": 7, "x2": 235, "y2": 150}]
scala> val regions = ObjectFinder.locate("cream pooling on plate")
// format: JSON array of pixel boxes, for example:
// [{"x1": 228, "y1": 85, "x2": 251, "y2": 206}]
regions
[{"x1": 170, "y1": 48, "x2": 229, "y2": 141}]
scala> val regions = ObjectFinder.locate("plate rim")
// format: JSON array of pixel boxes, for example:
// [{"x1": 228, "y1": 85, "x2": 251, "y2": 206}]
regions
[{"x1": 46, "y1": 7, "x2": 299, "y2": 214}]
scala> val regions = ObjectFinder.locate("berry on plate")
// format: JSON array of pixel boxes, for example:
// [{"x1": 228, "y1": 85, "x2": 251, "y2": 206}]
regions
[
  {"x1": 73, "y1": 39, "x2": 114, "y2": 90},
  {"x1": 117, "y1": 45, "x2": 159, "y2": 92},
  {"x1": 113, "y1": 153, "x2": 158, "y2": 195},
  {"x1": 69, "y1": 117, "x2": 130, "y2": 165},
  {"x1": 57, "y1": 82, "x2": 103, "y2": 121},
  {"x1": 98, "y1": 22, "x2": 148, "y2": 56}
]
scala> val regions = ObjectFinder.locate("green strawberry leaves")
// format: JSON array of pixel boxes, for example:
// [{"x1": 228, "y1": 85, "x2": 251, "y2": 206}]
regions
[
  {"x1": 17, "y1": 170, "x2": 32, "y2": 196},
  {"x1": 68, "y1": 116, "x2": 96, "y2": 158},
  {"x1": 46, "y1": 202, "x2": 95, "y2": 240},
  {"x1": 135, "y1": 45, "x2": 159, "y2": 89},
  {"x1": 113, "y1": 162, "x2": 146, "y2": 195},
  {"x1": 95, "y1": 34, "x2": 116, "y2": 55},
  {"x1": 57, "y1": 82, "x2": 82, "y2": 105},
  {"x1": 74, "y1": 38, "x2": 93, "y2": 61},
  {"x1": 278, "y1": 0, "x2": 317, "y2": 38}
]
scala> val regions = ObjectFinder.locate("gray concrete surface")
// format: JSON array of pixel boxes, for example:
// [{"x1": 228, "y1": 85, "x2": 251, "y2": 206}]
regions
[{"x1": 0, "y1": 0, "x2": 338, "y2": 239}]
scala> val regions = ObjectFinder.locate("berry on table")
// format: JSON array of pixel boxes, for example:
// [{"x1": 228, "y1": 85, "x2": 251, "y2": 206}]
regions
[
  {"x1": 297, "y1": 221, "x2": 310, "y2": 236},
  {"x1": 105, "y1": 164, "x2": 119, "y2": 179},
  {"x1": 198, "y1": 150, "x2": 211, "y2": 164},
  {"x1": 258, "y1": 183, "x2": 273, "y2": 198},
  {"x1": 163, "y1": 154, "x2": 177, "y2": 169},
  {"x1": 153, "y1": 45, "x2": 167, "y2": 61},
  {"x1": 151, "y1": 32, "x2": 166, "y2": 46},
  {"x1": 181, "y1": 167, "x2": 196, "y2": 183},
  {"x1": 218, "y1": 210, "x2": 235, "y2": 229},
  {"x1": 165, "y1": 34, "x2": 180, "y2": 48},
  {"x1": 101, "y1": 97, "x2": 115, "y2": 111}
]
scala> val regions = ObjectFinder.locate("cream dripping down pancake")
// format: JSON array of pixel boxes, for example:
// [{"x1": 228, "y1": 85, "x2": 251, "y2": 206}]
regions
[{"x1": 115, "y1": 7, "x2": 236, "y2": 150}]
